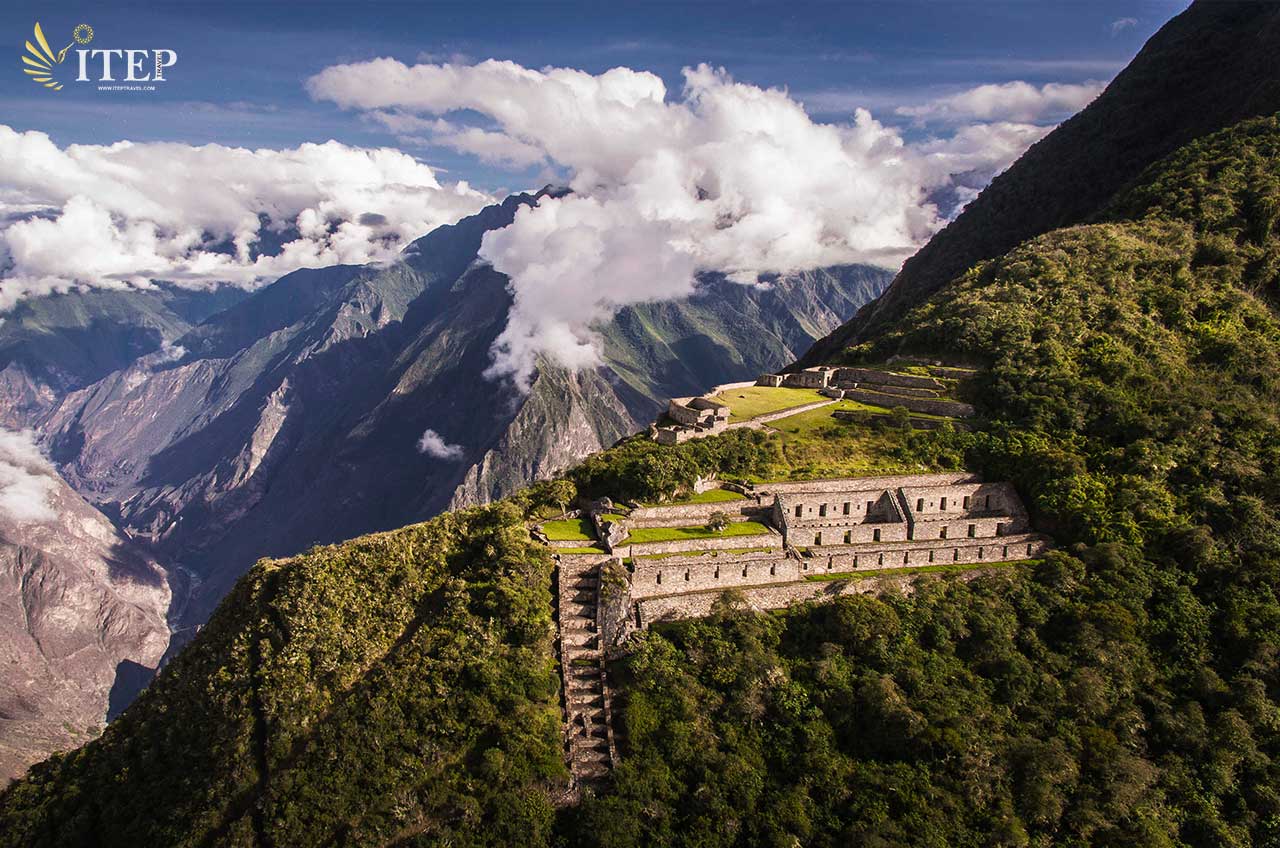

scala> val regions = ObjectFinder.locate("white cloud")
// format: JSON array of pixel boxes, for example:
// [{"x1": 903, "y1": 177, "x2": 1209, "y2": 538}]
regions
[
  {"x1": 1110, "y1": 17, "x2": 1139, "y2": 36},
  {"x1": 417, "y1": 428, "x2": 464, "y2": 459},
  {"x1": 312, "y1": 59, "x2": 1024, "y2": 387},
  {"x1": 0, "y1": 428, "x2": 56, "y2": 525},
  {"x1": 897, "y1": 80, "x2": 1104, "y2": 124},
  {"x1": 0, "y1": 126, "x2": 493, "y2": 310}
]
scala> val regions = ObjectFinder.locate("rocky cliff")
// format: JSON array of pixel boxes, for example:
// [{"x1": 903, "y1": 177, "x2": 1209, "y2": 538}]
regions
[{"x1": 0, "y1": 431, "x2": 169, "y2": 782}]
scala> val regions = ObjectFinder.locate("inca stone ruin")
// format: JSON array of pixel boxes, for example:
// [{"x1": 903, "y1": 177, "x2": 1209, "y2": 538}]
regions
[{"x1": 535, "y1": 470, "x2": 1051, "y2": 787}]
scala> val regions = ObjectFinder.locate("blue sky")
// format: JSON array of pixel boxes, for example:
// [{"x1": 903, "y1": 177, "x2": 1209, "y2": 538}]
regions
[{"x1": 5, "y1": 0, "x2": 1188, "y2": 192}]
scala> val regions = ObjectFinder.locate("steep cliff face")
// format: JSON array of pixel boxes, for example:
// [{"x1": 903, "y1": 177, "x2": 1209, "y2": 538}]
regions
[
  {"x1": 36, "y1": 193, "x2": 889, "y2": 638},
  {"x1": 798, "y1": 0, "x2": 1280, "y2": 365},
  {"x1": 0, "y1": 432, "x2": 169, "y2": 783},
  {"x1": 0, "y1": 286, "x2": 247, "y2": 429}
]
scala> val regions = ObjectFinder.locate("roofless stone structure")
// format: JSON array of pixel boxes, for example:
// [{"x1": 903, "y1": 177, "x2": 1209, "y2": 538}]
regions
[{"x1": 540, "y1": 472, "x2": 1051, "y2": 787}]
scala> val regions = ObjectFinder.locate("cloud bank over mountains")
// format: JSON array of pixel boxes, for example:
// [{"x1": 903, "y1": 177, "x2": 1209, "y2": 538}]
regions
[
  {"x1": 0, "y1": 58, "x2": 1103, "y2": 387},
  {"x1": 309, "y1": 59, "x2": 1090, "y2": 385},
  {"x1": 0, "y1": 126, "x2": 491, "y2": 310}
]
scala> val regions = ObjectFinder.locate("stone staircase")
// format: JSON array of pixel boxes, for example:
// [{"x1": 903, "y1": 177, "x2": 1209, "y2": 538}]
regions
[{"x1": 556, "y1": 555, "x2": 613, "y2": 787}]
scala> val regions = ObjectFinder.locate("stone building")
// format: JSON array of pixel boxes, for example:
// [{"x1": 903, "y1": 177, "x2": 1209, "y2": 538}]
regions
[
  {"x1": 652, "y1": 396, "x2": 731, "y2": 444},
  {"x1": 581, "y1": 473, "x2": 1051, "y2": 647},
  {"x1": 779, "y1": 366, "x2": 835, "y2": 389}
]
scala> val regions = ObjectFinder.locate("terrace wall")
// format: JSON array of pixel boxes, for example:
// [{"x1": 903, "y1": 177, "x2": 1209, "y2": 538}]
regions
[
  {"x1": 625, "y1": 499, "x2": 763, "y2": 527},
  {"x1": 840, "y1": 388, "x2": 975, "y2": 418},
  {"x1": 636, "y1": 568, "x2": 1002, "y2": 627},
  {"x1": 616, "y1": 530, "x2": 783, "y2": 559},
  {"x1": 833, "y1": 367, "x2": 943, "y2": 389},
  {"x1": 753, "y1": 473, "x2": 976, "y2": 495},
  {"x1": 629, "y1": 551, "x2": 798, "y2": 600}
]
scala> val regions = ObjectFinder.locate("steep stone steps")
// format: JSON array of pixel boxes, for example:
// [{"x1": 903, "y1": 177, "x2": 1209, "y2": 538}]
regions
[{"x1": 555, "y1": 555, "x2": 616, "y2": 791}]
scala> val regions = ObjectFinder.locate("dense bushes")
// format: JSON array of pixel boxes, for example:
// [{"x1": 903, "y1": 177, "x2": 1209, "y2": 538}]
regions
[
  {"x1": 0, "y1": 503, "x2": 565, "y2": 848},
  {"x1": 570, "y1": 428, "x2": 779, "y2": 503}
]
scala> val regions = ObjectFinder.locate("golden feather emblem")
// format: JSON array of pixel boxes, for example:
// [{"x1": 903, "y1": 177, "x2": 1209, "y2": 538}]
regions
[{"x1": 22, "y1": 22, "x2": 92, "y2": 92}]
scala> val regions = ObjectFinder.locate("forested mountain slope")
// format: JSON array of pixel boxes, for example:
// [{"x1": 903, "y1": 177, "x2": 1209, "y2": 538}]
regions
[{"x1": 799, "y1": 0, "x2": 1280, "y2": 365}]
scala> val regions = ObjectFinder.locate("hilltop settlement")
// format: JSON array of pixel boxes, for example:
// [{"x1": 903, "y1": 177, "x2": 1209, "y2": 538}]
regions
[{"x1": 534, "y1": 361, "x2": 1051, "y2": 785}]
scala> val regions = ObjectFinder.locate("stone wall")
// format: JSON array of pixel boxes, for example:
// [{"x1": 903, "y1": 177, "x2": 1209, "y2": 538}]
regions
[
  {"x1": 597, "y1": 559, "x2": 634, "y2": 651},
  {"x1": 841, "y1": 388, "x2": 975, "y2": 418},
  {"x1": 785, "y1": 522, "x2": 911, "y2": 547},
  {"x1": 816, "y1": 533, "x2": 1050, "y2": 571},
  {"x1": 617, "y1": 530, "x2": 782, "y2": 558},
  {"x1": 636, "y1": 567, "x2": 1003, "y2": 627},
  {"x1": 833, "y1": 367, "x2": 943, "y2": 389},
  {"x1": 625, "y1": 499, "x2": 763, "y2": 527},
  {"x1": 754, "y1": 472, "x2": 977, "y2": 495},
  {"x1": 629, "y1": 551, "x2": 798, "y2": 600},
  {"x1": 781, "y1": 367, "x2": 833, "y2": 389}
]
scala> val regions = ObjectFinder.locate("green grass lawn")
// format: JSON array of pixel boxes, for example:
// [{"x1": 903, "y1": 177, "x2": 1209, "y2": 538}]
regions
[
  {"x1": 640, "y1": 488, "x2": 746, "y2": 507},
  {"x1": 600, "y1": 512, "x2": 629, "y2": 523},
  {"x1": 540, "y1": 518, "x2": 595, "y2": 542},
  {"x1": 805, "y1": 559, "x2": 1039, "y2": 582},
  {"x1": 626, "y1": 520, "x2": 773, "y2": 545},
  {"x1": 710, "y1": 386, "x2": 826, "y2": 421},
  {"x1": 557, "y1": 546, "x2": 609, "y2": 555},
  {"x1": 739, "y1": 402, "x2": 950, "y2": 482}
]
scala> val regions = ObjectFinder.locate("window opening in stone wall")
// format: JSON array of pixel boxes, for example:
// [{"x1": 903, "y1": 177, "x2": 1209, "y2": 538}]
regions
[
  {"x1": 819, "y1": 504, "x2": 827, "y2": 517},
  {"x1": 795, "y1": 504, "x2": 802, "y2": 518},
  {"x1": 844, "y1": 530, "x2": 852, "y2": 544},
  {"x1": 963, "y1": 496, "x2": 971, "y2": 509},
  {"x1": 940, "y1": 526, "x2": 948, "y2": 539},
  {"x1": 843, "y1": 502, "x2": 850, "y2": 515},
  {"x1": 968, "y1": 524, "x2": 976, "y2": 538},
  {"x1": 873, "y1": 528, "x2": 881, "y2": 542},
  {"x1": 656, "y1": 572, "x2": 662, "y2": 584},
  {"x1": 940, "y1": 497, "x2": 947, "y2": 511},
  {"x1": 917, "y1": 498, "x2": 924, "y2": 511}
]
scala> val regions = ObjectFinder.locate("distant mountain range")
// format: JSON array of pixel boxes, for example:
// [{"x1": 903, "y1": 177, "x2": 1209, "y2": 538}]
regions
[{"x1": 0, "y1": 190, "x2": 889, "y2": 778}]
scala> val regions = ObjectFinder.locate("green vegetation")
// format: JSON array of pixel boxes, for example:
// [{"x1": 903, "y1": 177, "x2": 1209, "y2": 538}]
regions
[
  {"x1": 556, "y1": 546, "x2": 609, "y2": 556},
  {"x1": 539, "y1": 517, "x2": 595, "y2": 542},
  {"x1": 641, "y1": 488, "x2": 746, "y2": 507},
  {"x1": 710, "y1": 385, "x2": 825, "y2": 420},
  {"x1": 561, "y1": 115, "x2": 1280, "y2": 847},
  {"x1": 571, "y1": 428, "x2": 779, "y2": 503},
  {"x1": 625, "y1": 521, "x2": 773, "y2": 545},
  {"x1": 0, "y1": 504, "x2": 564, "y2": 847}
]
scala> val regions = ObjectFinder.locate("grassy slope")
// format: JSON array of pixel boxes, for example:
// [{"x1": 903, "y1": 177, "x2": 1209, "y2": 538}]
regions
[{"x1": 710, "y1": 386, "x2": 826, "y2": 420}]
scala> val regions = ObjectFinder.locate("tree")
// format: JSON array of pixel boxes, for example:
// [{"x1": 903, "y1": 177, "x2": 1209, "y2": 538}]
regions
[{"x1": 706, "y1": 511, "x2": 730, "y2": 533}]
